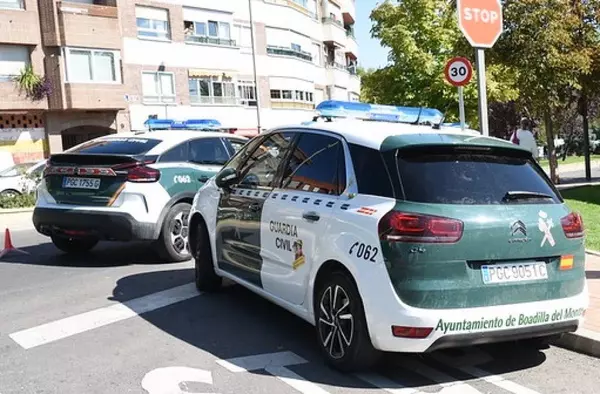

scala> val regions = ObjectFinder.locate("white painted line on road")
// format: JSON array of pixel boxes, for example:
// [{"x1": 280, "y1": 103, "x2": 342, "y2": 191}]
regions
[
  {"x1": 9, "y1": 283, "x2": 200, "y2": 349},
  {"x1": 265, "y1": 365, "x2": 331, "y2": 394},
  {"x1": 217, "y1": 351, "x2": 330, "y2": 394},
  {"x1": 355, "y1": 373, "x2": 425, "y2": 394},
  {"x1": 216, "y1": 351, "x2": 307, "y2": 373},
  {"x1": 458, "y1": 366, "x2": 541, "y2": 394},
  {"x1": 396, "y1": 358, "x2": 483, "y2": 394}
]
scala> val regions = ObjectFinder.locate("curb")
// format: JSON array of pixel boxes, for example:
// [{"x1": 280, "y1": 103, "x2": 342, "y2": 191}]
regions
[
  {"x1": 587, "y1": 249, "x2": 600, "y2": 257},
  {"x1": 553, "y1": 328, "x2": 600, "y2": 358},
  {"x1": 0, "y1": 207, "x2": 34, "y2": 214}
]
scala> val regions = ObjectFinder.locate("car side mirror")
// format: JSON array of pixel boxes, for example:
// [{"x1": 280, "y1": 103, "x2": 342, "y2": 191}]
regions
[{"x1": 215, "y1": 167, "x2": 239, "y2": 189}]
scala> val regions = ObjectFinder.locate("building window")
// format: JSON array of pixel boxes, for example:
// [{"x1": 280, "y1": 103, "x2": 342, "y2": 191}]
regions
[
  {"x1": 184, "y1": 19, "x2": 235, "y2": 46},
  {"x1": 136, "y1": 6, "x2": 170, "y2": 40},
  {"x1": 64, "y1": 47, "x2": 121, "y2": 83},
  {"x1": 0, "y1": 0, "x2": 24, "y2": 10},
  {"x1": 189, "y1": 75, "x2": 236, "y2": 105},
  {"x1": 142, "y1": 71, "x2": 175, "y2": 103},
  {"x1": 270, "y1": 89, "x2": 314, "y2": 104},
  {"x1": 0, "y1": 45, "x2": 30, "y2": 81},
  {"x1": 238, "y1": 80, "x2": 257, "y2": 107}
]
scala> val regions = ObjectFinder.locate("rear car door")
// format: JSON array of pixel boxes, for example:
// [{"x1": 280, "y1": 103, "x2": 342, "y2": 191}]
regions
[
  {"x1": 260, "y1": 132, "x2": 347, "y2": 305},
  {"x1": 215, "y1": 132, "x2": 295, "y2": 288}
]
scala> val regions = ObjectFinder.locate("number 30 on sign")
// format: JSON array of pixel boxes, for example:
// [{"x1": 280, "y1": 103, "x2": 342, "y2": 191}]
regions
[{"x1": 444, "y1": 57, "x2": 473, "y2": 87}]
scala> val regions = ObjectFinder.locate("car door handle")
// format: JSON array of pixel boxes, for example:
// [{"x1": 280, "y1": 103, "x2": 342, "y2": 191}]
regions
[
  {"x1": 302, "y1": 211, "x2": 320, "y2": 222},
  {"x1": 248, "y1": 203, "x2": 261, "y2": 212},
  {"x1": 198, "y1": 175, "x2": 210, "y2": 182}
]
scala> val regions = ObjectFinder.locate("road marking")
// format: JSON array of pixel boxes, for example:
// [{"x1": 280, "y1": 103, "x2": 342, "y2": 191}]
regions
[
  {"x1": 10, "y1": 283, "x2": 200, "y2": 349},
  {"x1": 217, "y1": 351, "x2": 330, "y2": 394},
  {"x1": 355, "y1": 373, "x2": 425, "y2": 394},
  {"x1": 142, "y1": 366, "x2": 218, "y2": 394},
  {"x1": 396, "y1": 358, "x2": 483, "y2": 394},
  {"x1": 454, "y1": 365, "x2": 541, "y2": 394}
]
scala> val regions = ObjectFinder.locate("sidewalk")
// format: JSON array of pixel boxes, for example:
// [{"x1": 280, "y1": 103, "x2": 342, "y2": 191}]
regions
[
  {"x1": 554, "y1": 253, "x2": 600, "y2": 357},
  {"x1": 0, "y1": 209, "x2": 34, "y2": 232}
]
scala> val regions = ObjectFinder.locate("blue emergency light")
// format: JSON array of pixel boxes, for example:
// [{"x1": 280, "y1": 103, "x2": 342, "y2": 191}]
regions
[
  {"x1": 144, "y1": 118, "x2": 222, "y2": 130},
  {"x1": 314, "y1": 100, "x2": 444, "y2": 125}
]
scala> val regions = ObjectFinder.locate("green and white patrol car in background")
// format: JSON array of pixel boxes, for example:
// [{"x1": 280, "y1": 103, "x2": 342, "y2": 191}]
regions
[
  {"x1": 33, "y1": 119, "x2": 247, "y2": 261},
  {"x1": 188, "y1": 100, "x2": 588, "y2": 372}
]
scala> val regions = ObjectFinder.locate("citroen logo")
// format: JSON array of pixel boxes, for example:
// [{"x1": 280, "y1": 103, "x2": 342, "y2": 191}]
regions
[
  {"x1": 509, "y1": 220, "x2": 531, "y2": 243},
  {"x1": 511, "y1": 220, "x2": 527, "y2": 236}
]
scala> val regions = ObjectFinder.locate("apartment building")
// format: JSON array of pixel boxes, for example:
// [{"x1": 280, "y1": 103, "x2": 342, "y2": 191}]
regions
[{"x1": 0, "y1": 0, "x2": 359, "y2": 165}]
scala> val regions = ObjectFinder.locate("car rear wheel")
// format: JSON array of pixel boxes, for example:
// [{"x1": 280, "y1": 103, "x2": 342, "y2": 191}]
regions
[
  {"x1": 314, "y1": 270, "x2": 381, "y2": 372},
  {"x1": 51, "y1": 235, "x2": 98, "y2": 254},
  {"x1": 192, "y1": 219, "x2": 222, "y2": 292},
  {"x1": 0, "y1": 189, "x2": 20, "y2": 198},
  {"x1": 156, "y1": 202, "x2": 192, "y2": 262}
]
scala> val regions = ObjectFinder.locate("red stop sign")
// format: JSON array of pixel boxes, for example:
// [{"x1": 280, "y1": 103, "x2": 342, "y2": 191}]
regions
[{"x1": 458, "y1": 0, "x2": 503, "y2": 48}]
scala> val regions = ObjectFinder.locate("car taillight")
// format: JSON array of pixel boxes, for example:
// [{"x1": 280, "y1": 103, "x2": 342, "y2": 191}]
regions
[
  {"x1": 378, "y1": 211, "x2": 464, "y2": 243},
  {"x1": 114, "y1": 163, "x2": 160, "y2": 183},
  {"x1": 561, "y1": 212, "x2": 584, "y2": 238}
]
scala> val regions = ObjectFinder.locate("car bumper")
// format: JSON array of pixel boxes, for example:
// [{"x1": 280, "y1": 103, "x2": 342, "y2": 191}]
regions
[
  {"x1": 33, "y1": 207, "x2": 156, "y2": 241},
  {"x1": 365, "y1": 284, "x2": 589, "y2": 353}
]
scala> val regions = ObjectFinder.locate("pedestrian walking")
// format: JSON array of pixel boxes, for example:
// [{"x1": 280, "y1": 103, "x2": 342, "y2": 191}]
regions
[{"x1": 510, "y1": 118, "x2": 539, "y2": 159}]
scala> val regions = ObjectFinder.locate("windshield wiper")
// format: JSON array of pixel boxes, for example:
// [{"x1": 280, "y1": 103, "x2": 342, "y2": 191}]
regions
[{"x1": 502, "y1": 191, "x2": 554, "y2": 202}]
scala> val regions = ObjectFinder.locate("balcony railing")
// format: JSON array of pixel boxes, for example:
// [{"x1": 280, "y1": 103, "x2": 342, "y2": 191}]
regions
[
  {"x1": 346, "y1": 29, "x2": 355, "y2": 38},
  {"x1": 190, "y1": 95, "x2": 240, "y2": 106},
  {"x1": 185, "y1": 35, "x2": 237, "y2": 47},
  {"x1": 326, "y1": 61, "x2": 358, "y2": 75},
  {"x1": 322, "y1": 17, "x2": 343, "y2": 27},
  {"x1": 0, "y1": 0, "x2": 24, "y2": 9},
  {"x1": 267, "y1": 45, "x2": 313, "y2": 62}
]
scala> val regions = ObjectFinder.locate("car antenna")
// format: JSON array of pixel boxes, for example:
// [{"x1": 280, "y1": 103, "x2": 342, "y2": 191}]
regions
[{"x1": 411, "y1": 107, "x2": 423, "y2": 125}]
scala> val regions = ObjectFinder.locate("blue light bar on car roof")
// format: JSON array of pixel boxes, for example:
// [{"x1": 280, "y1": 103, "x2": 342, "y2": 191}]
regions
[
  {"x1": 144, "y1": 119, "x2": 222, "y2": 130},
  {"x1": 314, "y1": 100, "x2": 444, "y2": 125}
]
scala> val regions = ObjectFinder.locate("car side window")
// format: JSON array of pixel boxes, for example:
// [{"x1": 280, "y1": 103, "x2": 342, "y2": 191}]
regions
[
  {"x1": 237, "y1": 132, "x2": 295, "y2": 189},
  {"x1": 280, "y1": 133, "x2": 345, "y2": 195},
  {"x1": 225, "y1": 138, "x2": 247, "y2": 155},
  {"x1": 159, "y1": 142, "x2": 189, "y2": 163},
  {"x1": 188, "y1": 138, "x2": 230, "y2": 165}
]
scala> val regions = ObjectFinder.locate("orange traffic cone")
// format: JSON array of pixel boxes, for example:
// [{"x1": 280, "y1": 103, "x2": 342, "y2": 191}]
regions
[{"x1": 0, "y1": 228, "x2": 28, "y2": 258}]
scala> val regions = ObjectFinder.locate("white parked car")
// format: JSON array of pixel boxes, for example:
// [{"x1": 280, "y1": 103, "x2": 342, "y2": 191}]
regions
[{"x1": 0, "y1": 160, "x2": 46, "y2": 197}]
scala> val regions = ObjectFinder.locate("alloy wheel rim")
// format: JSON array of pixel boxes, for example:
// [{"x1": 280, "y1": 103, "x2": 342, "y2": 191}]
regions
[
  {"x1": 318, "y1": 284, "x2": 354, "y2": 359},
  {"x1": 170, "y1": 211, "x2": 190, "y2": 256}
]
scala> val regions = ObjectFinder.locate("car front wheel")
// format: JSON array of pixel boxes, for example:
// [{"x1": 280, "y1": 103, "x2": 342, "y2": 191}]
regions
[
  {"x1": 314, "y1": 270, "x2": 381, "y2": 372},
  {"x1": 191, "y1": 219, "x2": 222, "y2": 292}
]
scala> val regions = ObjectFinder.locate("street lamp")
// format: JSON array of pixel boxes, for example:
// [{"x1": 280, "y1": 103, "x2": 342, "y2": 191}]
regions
[{"x1": 248, "y1": 0, "x2": 262, "y2": 133}]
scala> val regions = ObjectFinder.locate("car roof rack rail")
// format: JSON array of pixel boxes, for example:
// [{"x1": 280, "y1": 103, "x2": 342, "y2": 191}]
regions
[{"x1": 311, "y1": 100, "x2": 445, "y2": 128}]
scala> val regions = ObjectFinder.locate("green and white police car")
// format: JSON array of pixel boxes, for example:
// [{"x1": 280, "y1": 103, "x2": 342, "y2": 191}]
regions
[
  {"x1": 188, "y1": 100, "x2": 588, "y2": 371},
  {"x1": 33, "y1": 119, "x2": 247, "y2": 261}
]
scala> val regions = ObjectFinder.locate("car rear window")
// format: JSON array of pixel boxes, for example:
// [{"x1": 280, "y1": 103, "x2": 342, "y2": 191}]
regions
[
  {"x1": 396, "y1": 150, "x2": 562, "y2": 205},
  {"x1": 68, "y1": 137, "x2": 162, "y2": 155}
]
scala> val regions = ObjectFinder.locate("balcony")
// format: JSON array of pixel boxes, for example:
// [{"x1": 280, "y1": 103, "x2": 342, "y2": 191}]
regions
[
  {"x1": 61, "y1": 83, "x2": 126, "y2": 110},
  {"x1": 325, "y1": 61, "x2": 349, "y2": 88},
  {"x1": 266, "y1": 45, "x2": 313, "y2": 62},
  {"x1": 345, "y1": 31, "x2": 358, "y2": 59},
  {"x1": 342, "y1": 0, "x2": 356, "y2": 25},
  {"x1": 190, "y1": 95, "x2": 242, "y2": 106},
  {"x1": 322, "y1": 17, "x2": 346, "y2": 48},
  {"x1": 264, "y1": 0, "x2": 317, "y2": 20},
  {"x1": 0, "y1": 0, "x2": 42, "y2": 45},
  {"x1": 0, "y1": 81, "x2": 48, "y2": 110},
  {"x1": 185, "y1": 35, "x2": 237, "y2": 48},
  {"x1": 41, "y1": 0, "x2": 121, "y2": 49}
]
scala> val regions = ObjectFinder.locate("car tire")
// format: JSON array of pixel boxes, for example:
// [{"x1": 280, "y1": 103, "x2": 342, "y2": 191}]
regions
[
  {"x1": 192, "y1": 219, "x2": 222, "y2": 292},
  {"x1": 156, "y1": 202, "x2": 192, "y2": 262},
  {"x1": 0, "y1": 189, "x2": 20, "y2": 198},
  {"x1": 51, "y1": 235, "x2": 98, "y2": 254},
  {"x1": 314, "y1": 270, "x2": 381, "y2": 372}
]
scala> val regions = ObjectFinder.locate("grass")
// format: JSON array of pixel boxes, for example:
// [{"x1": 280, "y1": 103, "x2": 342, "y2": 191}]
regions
[
  {"x1": 561, "y1": 185, "x2": 600, "y2": 252},
  {"x1": 539, "y1": 154, "x2": 600, "y2": 167}
]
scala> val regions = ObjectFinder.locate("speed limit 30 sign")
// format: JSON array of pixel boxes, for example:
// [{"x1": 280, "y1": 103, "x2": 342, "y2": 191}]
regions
[{"x1": 444, "y1": 57, "x2": 473, "y2": 87}]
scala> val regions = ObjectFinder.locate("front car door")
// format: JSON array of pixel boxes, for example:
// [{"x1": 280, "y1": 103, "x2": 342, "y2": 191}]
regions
[
  {"x1": 260, "y1": 131, "x2": 348, "y2": 305},
  {"x1": 215, "y1": 132, "x2": 295, "y2": 288}
]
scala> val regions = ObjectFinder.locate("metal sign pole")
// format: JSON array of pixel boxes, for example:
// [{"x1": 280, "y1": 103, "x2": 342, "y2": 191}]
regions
[
  {"x1": 248, "y1": 0, "x2": 262, "y2": 133},
  {"x1": 458, "y1": 86, "x2": 465, "y2": 130},
  {"x1": 475, "y1": 48, "x2": 489, "y2": 136}
]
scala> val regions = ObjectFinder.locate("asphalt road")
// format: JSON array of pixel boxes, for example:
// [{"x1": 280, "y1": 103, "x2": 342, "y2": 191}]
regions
[{"x1": 1, "y1": 229, "x2": 599, "y2": 394}]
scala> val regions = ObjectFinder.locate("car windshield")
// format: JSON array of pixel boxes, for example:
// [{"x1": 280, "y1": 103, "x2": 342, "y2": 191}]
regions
[
  {"x1": 0, "y1": 163, "x2": 33, "y2": 177},
  {"x1": 395, "y1": 149, "x2": 562, "y2": 205}
]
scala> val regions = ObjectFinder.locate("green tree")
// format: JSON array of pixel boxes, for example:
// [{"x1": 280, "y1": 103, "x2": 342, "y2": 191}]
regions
[
  {"x1": 360, "y1": 0, "x2": 518, "y2": 130},
  {"x1": 487, "y1": 0, "x2": 596, "y2": 182}
]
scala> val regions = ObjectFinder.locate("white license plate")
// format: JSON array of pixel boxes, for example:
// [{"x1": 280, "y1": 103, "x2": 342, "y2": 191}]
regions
[
  {"x1": 62, "y1": 177, "x2": 101, "y2": 190},
  {"x1": 481, "y1": 262, "x2": 548, "y2": 284}
]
